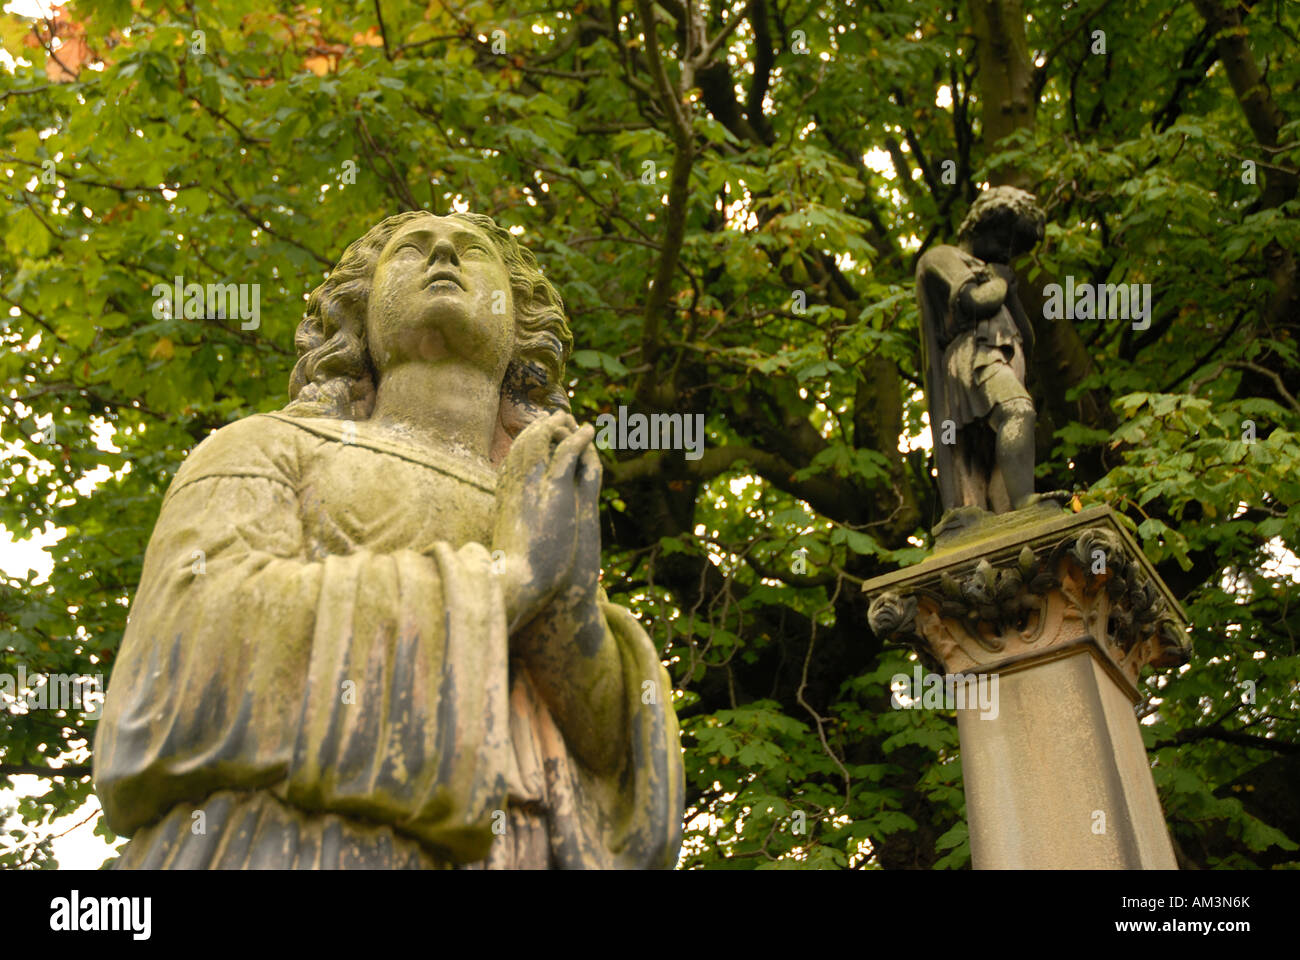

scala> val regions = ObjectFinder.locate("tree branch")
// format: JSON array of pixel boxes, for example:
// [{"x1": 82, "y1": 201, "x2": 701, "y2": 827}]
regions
[{"x1": 0, "y1": 763, "x2": 92, "y2": 779}]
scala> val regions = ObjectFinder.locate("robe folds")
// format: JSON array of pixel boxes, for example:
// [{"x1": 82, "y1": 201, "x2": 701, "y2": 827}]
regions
[{"x1": 93, "y1": 412, "x2": 684, "y2": 869}]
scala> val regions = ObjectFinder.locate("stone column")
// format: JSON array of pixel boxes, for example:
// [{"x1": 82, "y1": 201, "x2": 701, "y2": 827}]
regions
[{"x1": 865, "y1": 505, "x2": 1189, "y2": 869}]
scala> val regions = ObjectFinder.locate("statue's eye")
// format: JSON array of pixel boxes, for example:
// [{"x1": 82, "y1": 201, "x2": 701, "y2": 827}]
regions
[
  {"x1": 394, "y1": 238, "x2": 424, "y2": 255},
  {"x1": 462, "y1": 242, "x2": 491, "y2": 256}
]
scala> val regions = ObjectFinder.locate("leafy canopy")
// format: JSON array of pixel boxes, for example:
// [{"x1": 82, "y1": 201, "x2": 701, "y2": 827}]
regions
[{"x1": 1, "y1": 0, "x2": 1297, "y2": 868}]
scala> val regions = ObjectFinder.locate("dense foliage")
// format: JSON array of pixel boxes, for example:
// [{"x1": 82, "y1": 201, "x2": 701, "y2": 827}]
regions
[{"x1": 1, "y1": 0, "x2": 1297, "y2": 869}]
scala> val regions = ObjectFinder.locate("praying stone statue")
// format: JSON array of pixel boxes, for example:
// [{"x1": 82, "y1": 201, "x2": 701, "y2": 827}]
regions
[
  {"x1": 915, "y1": 186, "x2": 1065, "y2": 530},
  {"x1": 93, "y1": 211, "x2": 684, "y2": 869}
]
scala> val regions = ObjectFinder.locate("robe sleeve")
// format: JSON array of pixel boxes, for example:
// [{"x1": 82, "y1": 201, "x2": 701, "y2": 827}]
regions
[
  {"x1": 93, "y1": 415, "x2": 511, "y2": 863},
  {"x1": 517, "y1": 596, "x2": 684, "y2": 869}
]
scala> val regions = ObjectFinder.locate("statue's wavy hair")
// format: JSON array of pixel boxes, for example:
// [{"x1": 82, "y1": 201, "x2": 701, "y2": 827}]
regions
[
  {"x1": 957, "y1": 185, "x2": 1045, "y2": 254},
  {"x1": 283, "y1": 210, "x2": 572, "y2": 434}
]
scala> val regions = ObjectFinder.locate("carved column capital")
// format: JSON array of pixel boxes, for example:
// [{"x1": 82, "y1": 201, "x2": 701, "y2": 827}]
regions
[{"x1": 865, "y1": 507, "x2": 1189, "y2": 702}]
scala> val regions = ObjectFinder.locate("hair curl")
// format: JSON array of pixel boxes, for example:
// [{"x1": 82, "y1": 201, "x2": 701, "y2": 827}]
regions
[{"x1": 283, "y1": 211, "x2": 572, "y2": 434}]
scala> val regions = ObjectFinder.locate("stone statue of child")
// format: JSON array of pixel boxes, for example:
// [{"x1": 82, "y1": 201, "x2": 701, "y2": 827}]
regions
[
  {"x1": 93, "y1": 211, "x2": 684, "y2": 869},
  {"x1": 914, "y1": 186, "x2": 1063, "y2": 523}
]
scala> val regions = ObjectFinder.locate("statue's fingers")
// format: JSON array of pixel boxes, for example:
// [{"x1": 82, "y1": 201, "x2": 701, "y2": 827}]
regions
[
  {"x1": 511, "y1": 411, "x2": 572, "y2": 481},
  {"x1": 578, "y1": 445, "x2": 602, "y2": 502},
  {"x1": 516, "y1": 408, "x2": 569, "y2": 442},
  {"x1": 571, "y1": 447, "x2": 603, "y2": 578},
  {"x1": 548, "y1": 423, "x2": 594, "y2": 481}
]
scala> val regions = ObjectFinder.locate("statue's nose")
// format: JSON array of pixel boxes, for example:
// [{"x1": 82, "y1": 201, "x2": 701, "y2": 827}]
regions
[{"x1": 430, "y1": 237, "x2": 459, "y2": 266}]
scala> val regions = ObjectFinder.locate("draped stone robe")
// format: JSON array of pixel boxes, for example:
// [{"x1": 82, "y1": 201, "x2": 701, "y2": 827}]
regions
[
  {"x1": 93, "y1": 412, "x2": 683, "y2": 869},
  {"x1": 915, "y1": 245, "x2": 1036, "y2": 514}
]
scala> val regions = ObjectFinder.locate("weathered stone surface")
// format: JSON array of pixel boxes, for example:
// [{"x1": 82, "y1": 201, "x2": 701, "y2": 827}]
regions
[
  {"x1": 94, "y1": 211, "x2": 684, "y2": 869},
  {"x1": 916, "y1": 186, "x2": 1067, "y2": 515},
  {"x1": 957, "y1": 651, "x2": 1179, "y2": 869},
  {"x1": 866, "y1": 505, "x2": 1188, "y2": 700},
  {"x1": 865, "y1": 505, "x2": 1188, "y2": 868}
]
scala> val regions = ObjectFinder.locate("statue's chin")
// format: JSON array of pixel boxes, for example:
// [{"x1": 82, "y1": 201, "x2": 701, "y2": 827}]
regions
[
  {"x1": 381, "y1": 304, "x2": 503, "y2": 366},
  {"x1": 417, "y1": 300, "x2": 511, "y2": 348},
  {"x1": 416, "y1": 297, "x2": 471, "y2": 328}
]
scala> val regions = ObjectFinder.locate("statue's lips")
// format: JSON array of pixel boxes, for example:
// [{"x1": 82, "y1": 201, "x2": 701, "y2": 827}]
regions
[{"x1": 425, "y1": 270, "x2": 465, "y2": 291}]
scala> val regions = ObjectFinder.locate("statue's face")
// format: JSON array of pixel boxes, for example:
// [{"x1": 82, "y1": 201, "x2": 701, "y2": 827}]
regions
[
  {"x1": 969, "y1": 208, "x2": 1039, "y2": 264},
  {"x1": 969, "y1": 219, "x2": 1013, "y2": 264},
  {"x1": 365, "y1": 214, "x2": 516, "y2": 381}
]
